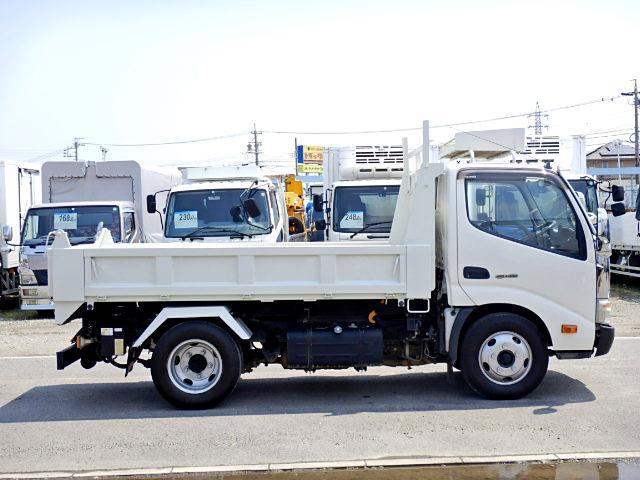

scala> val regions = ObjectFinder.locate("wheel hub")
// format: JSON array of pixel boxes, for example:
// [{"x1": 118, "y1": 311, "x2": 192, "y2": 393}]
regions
[
  {"x1": 497, "y1": 350, "x2": 515, "y2": 368},
  {"x1": 478, "y1": 331, "x2": 532, "y2": 385},
  {"x1": 167, "y1": 339, "x2": 223, "y2": 394},
  {"x1": 188, "y1": 354, "x2": 208, "y2": 374}
]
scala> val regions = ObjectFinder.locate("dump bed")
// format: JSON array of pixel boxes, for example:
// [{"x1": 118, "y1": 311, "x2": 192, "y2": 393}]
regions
[
  {"x1": 48, "y1": 165, "x2": 443, "y2": 325},
  {"x1": 49, "y1": 239, "x2": 434, "y2": 324}
]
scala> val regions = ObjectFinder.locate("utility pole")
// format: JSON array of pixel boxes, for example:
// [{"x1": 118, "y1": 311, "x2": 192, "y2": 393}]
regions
[
  {"x1": 64, "y1": 137, "x2": 84, "y2": 161},
  {"x1": 247, "y1": 123, "x2": 262, "y2": 166},
  {"x1": 527, "y1": 102, "x2": 548, "y2": 136},
  {"x1": 622, "y1": 79, "x2": 639, "y2": 186}
]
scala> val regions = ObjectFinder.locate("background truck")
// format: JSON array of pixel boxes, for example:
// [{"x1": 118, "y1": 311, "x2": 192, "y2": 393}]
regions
[
  {"x1": 49, "y1": 129, "x2": 614, "y2": 409},
  {"x1": 149, "y1": 165, "x2": 288, "y2": 243},
  {"x1": 321, "y1": 145, "x2": 405, "y2": 241},
  {"x1": 19, "y1": 160, "x2": 176, "y2": 312},
  {"x1": 0, "y1": 161, "x2": 40, "y2": 304},
  {"x1": 609, "y1": 202, "x2": 640, "y2": 277}
]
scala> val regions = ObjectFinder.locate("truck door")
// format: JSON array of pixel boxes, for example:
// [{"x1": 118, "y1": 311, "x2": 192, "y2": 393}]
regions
[{"x1": 457, "y1": 170, "x2": 597, "y2": 347}]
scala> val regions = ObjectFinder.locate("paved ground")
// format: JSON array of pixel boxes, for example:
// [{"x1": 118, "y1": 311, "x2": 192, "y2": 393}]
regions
[
  {"x1": 0, "y1": 278, "x2": 638, "y2": 475},
  {"x1": 0, "y1": 340, "x2": 639, "y2": 473}
]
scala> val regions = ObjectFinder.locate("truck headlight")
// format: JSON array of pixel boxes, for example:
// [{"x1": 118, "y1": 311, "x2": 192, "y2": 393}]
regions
[
  {"x1": 18, "y1": 266, "x2": 38, "y2": 285},
  {"x1": 596, "y1": 298, "x2": 611, "y2": 323}
]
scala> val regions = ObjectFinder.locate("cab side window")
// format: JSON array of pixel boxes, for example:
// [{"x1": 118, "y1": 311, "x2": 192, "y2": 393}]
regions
[
  {"x1": 466, "y1": 176, "x2": 585, "y2": 259},
  {"x1": 123, "y1": 212, "x2": 135, "y2": 242}
]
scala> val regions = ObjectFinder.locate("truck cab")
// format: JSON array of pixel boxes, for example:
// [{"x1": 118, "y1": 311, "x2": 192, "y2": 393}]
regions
[
  {"x1": 157, "y1": 166, "x2": 288, "y2": 243},
  {"x1": 323, "y1": 145, "x2": 404, "y2": 241},
  {"x1": 19, "y1": 201, "x2": 138, "y2": 311}
]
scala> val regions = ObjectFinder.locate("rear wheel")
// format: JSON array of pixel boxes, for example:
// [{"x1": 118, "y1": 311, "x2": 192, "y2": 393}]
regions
[
  {"x1": 151, "y1": 321, "x2": 242, "y2": 409},
  {"x1": 459, "y1": 313, "x2": 548, "y2": 399}
]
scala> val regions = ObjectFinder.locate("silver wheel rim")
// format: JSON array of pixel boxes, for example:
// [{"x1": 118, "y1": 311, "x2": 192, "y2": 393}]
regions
[
  {"x1": 167, "y1": 339, "x2": 223, "y2": 394},
  {"x1": 478, "y1": 331, "x2": 532, "y2": 385}
]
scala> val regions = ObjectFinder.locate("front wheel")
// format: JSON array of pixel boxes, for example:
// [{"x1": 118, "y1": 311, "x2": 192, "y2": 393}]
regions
[
  {"x1": 151, "y1": 321, "x2": 242, "y2": 409},
  {"x1": 459, "y1": 313, "x2": 548, "y2": 400}
]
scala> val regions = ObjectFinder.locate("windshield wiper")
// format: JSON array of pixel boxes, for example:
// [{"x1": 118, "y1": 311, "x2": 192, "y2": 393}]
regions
[
  {"x1": 181, "y1": 225, "x2": 253, "y2": 240},
  {"x1": 349, "y1": 221, "x2": 393, "y2": 239}
]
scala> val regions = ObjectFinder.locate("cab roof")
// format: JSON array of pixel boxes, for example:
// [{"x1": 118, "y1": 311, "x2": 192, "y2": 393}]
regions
[
  {"x1": 171, "y1": 178, "x2": 274, "y2": 193},
  {"x1": 28, "y1": 200, "x2": 135, "y2": 210}
]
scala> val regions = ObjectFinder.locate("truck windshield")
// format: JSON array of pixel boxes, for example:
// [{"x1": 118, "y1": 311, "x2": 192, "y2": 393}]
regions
[
  {"x1": 21, "y1": 205, "x2": 122, "y2": 246},
  {"x1": 568, "y1": 179, "x2": 599, "y2": 215},
  {"x1": 165, "y1": 188, "x2": 271, "y2": 238},
  {"x1": 332, "y1": 185, "x2": 399, "y2": 234}
]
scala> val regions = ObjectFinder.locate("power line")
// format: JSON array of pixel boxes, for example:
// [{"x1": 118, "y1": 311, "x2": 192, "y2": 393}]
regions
[
  {"x1": 264, "y1": 95, "x2": 621, "y2": 135},
  {"x1": 83, "y1": 132, "x2": 246, "y2": 147}
]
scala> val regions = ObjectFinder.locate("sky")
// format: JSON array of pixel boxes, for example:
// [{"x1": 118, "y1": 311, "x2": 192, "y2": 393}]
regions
[{"x1": 0, "y1": 0, "x2": 638, "y2": 170}]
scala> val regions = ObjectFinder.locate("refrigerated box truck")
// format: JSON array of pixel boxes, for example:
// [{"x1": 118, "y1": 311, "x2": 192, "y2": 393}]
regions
[{"x1": 321, "y1": 145, "x2": 405, "y2": 241}]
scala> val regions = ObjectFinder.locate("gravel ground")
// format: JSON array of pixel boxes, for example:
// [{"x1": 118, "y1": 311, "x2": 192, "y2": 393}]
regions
[
  {"x1": 0, "y1": 278, "x2": 638, "y2": 357},
  {"x1": 610, "y1": 276, "x2": 640, "y2": 337}
]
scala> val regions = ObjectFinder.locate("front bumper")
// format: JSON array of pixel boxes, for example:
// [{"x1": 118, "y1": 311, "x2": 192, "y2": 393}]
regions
[
  {"x1": 594, "y1": 323, "x2": 615, "y2": 357},
  {"x1": 20, "y1": 285, "x2": 54, "y2": 311},
  {"x1": 554, "y1": 323, "x2": 615, "y2": 360}
]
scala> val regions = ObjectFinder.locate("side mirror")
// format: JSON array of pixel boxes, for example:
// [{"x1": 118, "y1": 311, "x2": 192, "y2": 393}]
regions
[
  {"x1": 146, "y1": 194, "x2": 157, "y2": 214},
  {"x1": 475, "y1": 189, "x2": 486, "y2": 207},
  {"x1": 313, "y1": 194, "x2": 324, "y2": 213},
  {"x1": 612, "y1": 185, "x2": 625, "y2": 203},
  {"x1": 314, "y1": 219, "x2": 327, "y2": 231},
  {"x1": 2, "y1": 225, "x2": 13, "y2": 242},
  {"x1": 611, "y1": 202, "x2": 626, "y2": 217},
  {"x1": 243, "y1": 198, "x2": 262, "y2": 219},
  {"x1": 229, "y1": 206, "x2": 243, "y2": 223}
]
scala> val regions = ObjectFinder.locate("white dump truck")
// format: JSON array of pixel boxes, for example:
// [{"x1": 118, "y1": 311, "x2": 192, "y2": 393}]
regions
[
  {"x1": 148, "y1": 165, "x2": 288, "y2": 243},
  {"x1": 320, "y1": 145, "x2": 404, "y2": 241},
  {"x1": 19, "y1": 160, "x2": 176, "y2": 312},
  {"x1": 0, "y1": 161, "x2": 40, "y2": 303},
  {"x1": 49, "y1": 132, "x2": 614, "y2": 408}
]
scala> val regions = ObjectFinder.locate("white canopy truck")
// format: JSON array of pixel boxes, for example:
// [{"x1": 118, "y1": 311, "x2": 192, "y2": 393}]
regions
[
  {"x1": 0, "y1": 161, "x2": 40, "y2": 303},
  {"x1": 148, "y1": 165, "x2": 288, "y2": 243},
  {"x1": 48, "y1": 128, "x2": 614, "y2": 408},
  {"x1": 19, "y1": 161, "x2": 175, "y2": 312},
  {"x1": 319, "y1": 145, "x2": 404, "y2": 241}
]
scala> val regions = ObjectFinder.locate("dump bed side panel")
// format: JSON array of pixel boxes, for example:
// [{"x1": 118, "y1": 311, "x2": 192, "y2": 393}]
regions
[{"x1": 81, "y1": 243, "x2": 411, "y2": 302}]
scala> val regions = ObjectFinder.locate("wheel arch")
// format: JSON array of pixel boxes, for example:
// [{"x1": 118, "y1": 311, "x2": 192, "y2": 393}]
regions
[
  {"x1": 133, "y1": 306, "x2": 252, "y2": 349},
  {"x1": 449, "y1": 303, "x2": 552, "y2": 368}
]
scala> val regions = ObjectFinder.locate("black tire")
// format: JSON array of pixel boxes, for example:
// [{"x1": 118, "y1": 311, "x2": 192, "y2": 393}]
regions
[
  {"x1": 459, "y1": 313, "x2": 548, "y2": 400},
  {"x1": 151, "y1": 321, "x2": 242, "y2": 409}
]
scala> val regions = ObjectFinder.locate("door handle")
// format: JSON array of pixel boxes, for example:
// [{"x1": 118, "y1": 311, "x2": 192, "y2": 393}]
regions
[{"x1": 463, "y1": 266, "x2": 490, "y2": 279}]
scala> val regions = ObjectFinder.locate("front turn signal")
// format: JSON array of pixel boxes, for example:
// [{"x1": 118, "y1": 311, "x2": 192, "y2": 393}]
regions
[{"x1": 561, "y1": 324, "x2": 578, "y2": 334}]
